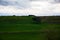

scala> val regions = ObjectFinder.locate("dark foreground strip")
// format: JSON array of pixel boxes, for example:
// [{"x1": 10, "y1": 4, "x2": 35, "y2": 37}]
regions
[{"x1": 0, "y1": 31, "x2": 47, "y2": 34}]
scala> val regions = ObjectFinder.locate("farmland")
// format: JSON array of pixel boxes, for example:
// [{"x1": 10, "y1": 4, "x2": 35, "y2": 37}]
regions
[{"x1": 0, "y1": 16, "x2": 60, "y2": 40}]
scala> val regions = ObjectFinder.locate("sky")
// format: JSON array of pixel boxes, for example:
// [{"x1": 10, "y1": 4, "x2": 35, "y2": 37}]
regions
[{"x1": 0, "y1": 0, "x2": 60, "y2": 16}]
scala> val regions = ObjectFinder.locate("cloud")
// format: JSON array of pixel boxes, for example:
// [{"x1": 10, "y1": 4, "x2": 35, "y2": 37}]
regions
[
  {"x1": 30, "y1": 0, "x2": 60, "y2": 3},
  {"x1": 0, "y1": 3, "x2": 60, "y2": 16},
  {"x1": 0, "y1": 0, "x2": 60, "y2": 16},
  {"x1": 48, "y1": 0, "x2": 60, "y2": 4},
  {"x1": 54, "y1": 0, "x2": 60, "y2": 3},
  {"x1": 0, "y1": 0, "x2": 30, "y2": 9},
  {"x1": 0, "y1": 0, "x2": 16, "y2": 6}
]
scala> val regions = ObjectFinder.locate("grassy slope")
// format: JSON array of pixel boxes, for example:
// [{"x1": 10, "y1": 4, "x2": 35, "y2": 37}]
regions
[
  {"x1": 0, "y1": 16, "x2": 60, "y2": 40},
  {"x1": 0, "y1": 23, "x2": 60, "y2": 32},
  {"x1": 0, "y1": 32, "x2": 47, "y2": 40},
  {"x1": 0, "y1": 16, "x2": 33, "y2": 24}
]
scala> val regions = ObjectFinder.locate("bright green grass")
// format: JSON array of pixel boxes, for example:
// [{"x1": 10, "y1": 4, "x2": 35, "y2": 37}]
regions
[
  {"x1": 0, "y1": 23, "x2": 48, "y2": 40},
  {"x1": 0, "y1": 23, "x2": 60, "y2": 40},
  {"x1": 0, "y1": 16, "x2": 60, "y2": 40},
  {"x1": 0, "y1": 32, "x2": 47, "y2": 40},
  {"x1": 0, "y1": 23, "x2": 60, "y2": 32},
  {"x1": 0, "y1": 16, "x2": 33, "y2": 24},
  {"x1": 0, "y1": 24, "x2": 42, "y2": 32}
]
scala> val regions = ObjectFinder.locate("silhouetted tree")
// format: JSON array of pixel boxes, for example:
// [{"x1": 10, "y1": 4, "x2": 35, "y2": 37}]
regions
[
  {"x1": 28, "y1": 15, "x2": 35, "y2": 17},
  {"x1": 32, "y1": 17, "x2": 41, "y2": 24},
  {"x1": 13, "y1": 15, "x2": 16, "y2": 16}
]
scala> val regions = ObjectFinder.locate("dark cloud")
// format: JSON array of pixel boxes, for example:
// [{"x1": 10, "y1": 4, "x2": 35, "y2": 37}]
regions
[
  {"x1": 30, "y1": 0, "x2": 45, "y2": 1},
  {"x1": 30, "y1": 0, "x2": 60, "y2": 3},
  {"x1": 0, "y1": 0, "x2": 17, "y2": 6},
  {"x1": 0, "y1": 0, "x2": 9, "y2": 6},
  {"x1": 55, "y1": 0, "x2": 60, "y2": 3},
  {"x1": 51, "y1": 0, "x2": 60, "y2": 3},
  {"x1": 0, "y1": 0, "x2": 30, "y2": 9},
  {"x1": 30, "y1": 0, "x2": 40, "y2": 1}
]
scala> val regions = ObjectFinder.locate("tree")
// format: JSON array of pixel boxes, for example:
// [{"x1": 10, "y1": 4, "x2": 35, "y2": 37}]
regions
[{"x1": 32, "y1": 17, "x2": 41, "y2": 24}]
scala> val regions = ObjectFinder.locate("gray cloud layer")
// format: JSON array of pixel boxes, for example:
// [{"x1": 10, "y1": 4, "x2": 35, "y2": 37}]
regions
[
  {"x1": 0, "y1": 0, "x2": 30, "y2": 9},
  {"x1": 30, "y1": 0, "x2": 60, "y2": 3},
  {"x1": 54, "y1": 0, "x2": 60, "y2": 3},
  {"x1": 0, "y1": 0, "x2": 60, "y2": 16},
  {"x1": 50, "y1": 0, "x2": 60, "y2": 4},
  {"x1": 0, "y1": 0, "x2": 17, "y2": 5},
  {"x1": 0, "y1": 0, "x2": 60, "y2": 7}
]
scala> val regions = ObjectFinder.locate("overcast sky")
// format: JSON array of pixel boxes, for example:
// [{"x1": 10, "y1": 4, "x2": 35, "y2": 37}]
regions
[{"x1": 0, "y1": 0, "x2": 60, "y2": 16}]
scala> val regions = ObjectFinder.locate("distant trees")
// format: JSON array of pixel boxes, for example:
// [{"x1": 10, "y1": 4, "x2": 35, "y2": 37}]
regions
[
  {"x1": 28, "y1": 15, "x2": 42, "y2": 24},
  {"x1": 32, "y1": 16, "x2": 41, "y2": 24},
  {"x1": 28, "y1": 15, "x2": 35, "y2": 17},
  {"x1": 13, "y1": 15, "x2": 16, "y2": 16}
]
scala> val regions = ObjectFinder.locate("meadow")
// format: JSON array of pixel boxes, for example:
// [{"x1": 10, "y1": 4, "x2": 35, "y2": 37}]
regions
[{"x1": 0, "y1": 16, "x2": 60, "y2": 40}]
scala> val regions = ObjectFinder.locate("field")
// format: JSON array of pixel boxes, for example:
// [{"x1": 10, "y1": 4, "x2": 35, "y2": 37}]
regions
[{"x1": 0, "y1": 16, "x2": 60, "y2": 40}]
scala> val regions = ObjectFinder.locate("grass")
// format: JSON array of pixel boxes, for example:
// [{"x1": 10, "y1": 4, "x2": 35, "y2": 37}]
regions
[
  {"x1": 0, "y1": 24, "x2": 41, "y2": 32},
  {"x1": 0, "y1": 16, "x2": 60, "y2": 40},
  {"x1": 0, "y1": 23, "x2": 60, "y2": 40},
  {"x1": 0, "y1": 23, "x2": 60, "y2": 32},
  {"x1": 0, "y1": 32, "x2": 47, "y2": 40},
  {"x1": 0, "y1": 23, "x2": 47, "y2": 40}
]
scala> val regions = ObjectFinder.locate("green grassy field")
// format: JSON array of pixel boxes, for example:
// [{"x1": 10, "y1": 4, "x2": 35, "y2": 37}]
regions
[
  {"x1": 0, "y1": 32, "x2": 47, "y2": 40},
  {"x1": 0, "y1": 16, "x2": 60, "y2": 40},
  {"x1": 0, "y1": 23, "x2": 60, "y2": 32}
]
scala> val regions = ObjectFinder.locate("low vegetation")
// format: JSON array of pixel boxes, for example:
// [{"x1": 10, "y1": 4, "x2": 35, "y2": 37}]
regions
[{"x1": 0, "y1": 16, "x2": 60, "y2": 40}]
